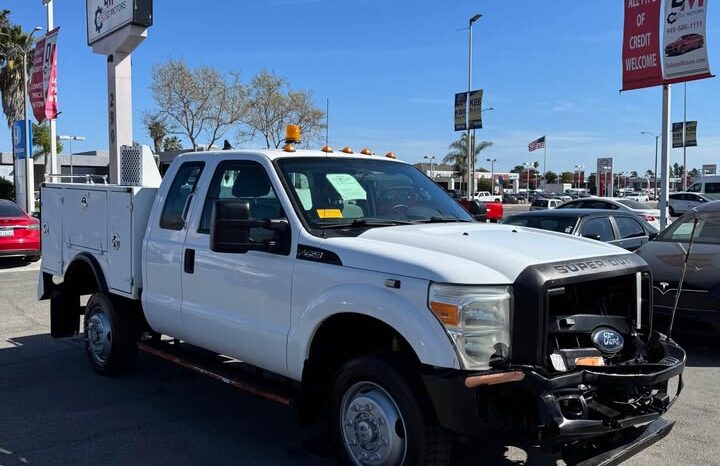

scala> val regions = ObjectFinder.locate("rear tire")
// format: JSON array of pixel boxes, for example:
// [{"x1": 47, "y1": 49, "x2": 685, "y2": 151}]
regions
[
  {"x1": 84, "y1": 292, "x2": 139, "y2": 375},
  {"x1": 330, "y1": 356, "x2": 452, "y2": 466}
]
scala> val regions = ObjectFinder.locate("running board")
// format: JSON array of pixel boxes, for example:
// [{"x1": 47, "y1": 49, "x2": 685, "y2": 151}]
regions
[{"x1": 138, "y1": 339, "x2": 296, "y2": 406}]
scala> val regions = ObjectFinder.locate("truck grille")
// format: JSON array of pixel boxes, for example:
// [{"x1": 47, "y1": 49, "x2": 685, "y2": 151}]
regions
[{"x1": 544, "y1": 273, "x2": 652, "y2": 370}]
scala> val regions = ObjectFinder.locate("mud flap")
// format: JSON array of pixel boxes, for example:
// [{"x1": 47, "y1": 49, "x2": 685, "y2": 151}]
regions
[{"x1": 50, "y1": 285, "x2": 80, "y2": 338}]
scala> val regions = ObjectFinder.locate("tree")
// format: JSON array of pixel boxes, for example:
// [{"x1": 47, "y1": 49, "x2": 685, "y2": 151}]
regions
[
  {"x1": 629, "y1": 170, "x2": 639, "y2": 178},
  {"x1": 150, "y1": 59, "x2": 247, "y2": 150},
  {"x1": 442, "y1": 133, "x2": 492, "y2": 182},
  {"x1": 243, "y1": 70, "x2": 326, "y2": 149},
  {"x1": 645, "y1": 169, "x2": 654, "y2": 178},
  {"x1": 163, "y1": 136, "x2": 183, "y2": 152},
  {"x1": 0, "y1": 176, "x2": 13, "y2": 200},
  {"x1": 544, "y1": 171, "x2": 558, "y2": 183},
  {"x1": 144, "y1": 113, "x2": 167, "y2": 154},
  {"x1": 0, "y1": 11, "x2": 35, "y2": 130},
  {"x1": 32, "y1": 122, "x2": 62, "y2": 157},
  {"x1": 560, "y1": 171, "x2": 574, "y2": 184}
]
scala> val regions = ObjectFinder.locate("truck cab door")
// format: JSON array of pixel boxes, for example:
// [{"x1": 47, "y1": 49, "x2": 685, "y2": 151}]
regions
[
  {"x1": 180, "y1": 159, "x2": 294, "y2": 377},
  {"x1": 142, "y1": 161, "x2": 206, "y2": 337}
]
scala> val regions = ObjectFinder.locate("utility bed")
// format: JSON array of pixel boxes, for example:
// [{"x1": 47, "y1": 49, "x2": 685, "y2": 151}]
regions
[{"x1": 40, "y1": 183, "x2": 157, "y2": 299}]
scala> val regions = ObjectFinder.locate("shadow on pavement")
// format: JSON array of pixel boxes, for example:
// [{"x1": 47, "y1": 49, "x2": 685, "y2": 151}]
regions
[
  {"x1": 0, "y1": 257, "x2": 37, "y2": 270},
  {"x1": 0, "y1": 333, "x2": 560, "y2": 466}
]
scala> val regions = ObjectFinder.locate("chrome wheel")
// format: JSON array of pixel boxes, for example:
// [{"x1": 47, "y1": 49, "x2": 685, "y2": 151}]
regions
[
  {"x1": 340, "y1": 381, "x2": 407, "y2": 466},
  {"x1": 86, "y1": 307, "x2": 112, "y2": 365}
]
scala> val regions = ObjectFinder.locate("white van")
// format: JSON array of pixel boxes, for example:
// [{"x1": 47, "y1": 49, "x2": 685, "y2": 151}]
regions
[{"x1": 687, "y1": 176, "x2": 720, "y2": 200}]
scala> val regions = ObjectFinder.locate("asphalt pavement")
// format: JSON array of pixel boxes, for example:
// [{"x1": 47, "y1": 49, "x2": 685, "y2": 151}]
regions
[{"x1": 1, "y1": 258, "x2": 719, "y2": 466}]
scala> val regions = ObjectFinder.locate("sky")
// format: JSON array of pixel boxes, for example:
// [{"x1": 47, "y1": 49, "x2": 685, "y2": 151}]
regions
[{"x1": 1, "y1": 0, "x2": 719, "y2": 176}]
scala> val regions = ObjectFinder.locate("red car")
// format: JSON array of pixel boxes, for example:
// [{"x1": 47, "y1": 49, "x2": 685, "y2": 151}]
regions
[
  {"x1": 0, "y1": 199, "x2": 41, "y2": 262},
  {"x1": 665, "y1": 33, "x2": 704, "y2": 56}
]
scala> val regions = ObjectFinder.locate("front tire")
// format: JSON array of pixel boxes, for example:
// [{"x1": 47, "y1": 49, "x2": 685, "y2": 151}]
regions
[
  {"x1": 331, "y1": 356, "x2": 452, "y2": 466},
  {"x1": 84, "y1": 292, "x2": 139, "y2": 375}
]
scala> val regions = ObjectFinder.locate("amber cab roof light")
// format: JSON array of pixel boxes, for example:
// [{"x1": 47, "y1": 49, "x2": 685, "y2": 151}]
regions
[
  {"x1": 282, "y1": 143, "x2": 296, "y2": 153},
  {"x1": 285, "y1": 124, "x2": 302, "y2": 144},
  {"x1": 341, "y1": 146, "x2": 354, "y2": 154},
  {"x1": 321, "y1": 145, "x2": 334, "y2": 153},
  {"x1": 385, "y1": 152, "x2": 397, "y2": 159},
  {"x1": 360, "y1": 148, "x2": 373, "y2": 156}
]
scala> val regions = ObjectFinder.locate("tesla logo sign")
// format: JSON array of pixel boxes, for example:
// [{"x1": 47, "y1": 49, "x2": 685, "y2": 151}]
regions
[{"x1": 671, "y1": 0, "x2": 704, "y2": 10}]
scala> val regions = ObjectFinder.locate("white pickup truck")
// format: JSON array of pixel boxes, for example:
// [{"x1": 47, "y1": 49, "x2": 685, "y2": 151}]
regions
[
  {"x1": 38, "y1": 145, "x2": 685, "y2": 466},
  {"x1": 472, "y1": 190, "x2": 501, "y2": 202}
]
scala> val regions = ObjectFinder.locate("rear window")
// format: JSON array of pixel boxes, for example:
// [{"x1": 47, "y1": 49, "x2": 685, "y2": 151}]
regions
[
  {"x1": 0, "y1": 202, "x2": 24, "y2": 217},
  {"x1": 532, "y1": 200, "x2": 548, "y2": 207},
  {"x1": 659, "y1": 214, "x2": 720, "y2": 244},
  {"x1": 706, "y1": 183, "x2": 720, "y2": 194},
  {"x1": 504, "y1": 215, "x2": 578, "y2": 234}
]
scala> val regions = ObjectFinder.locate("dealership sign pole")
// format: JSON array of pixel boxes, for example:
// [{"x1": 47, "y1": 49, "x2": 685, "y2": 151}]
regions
[{"x1": 86, "y1": 0, "x2": 152, "y2": 184}]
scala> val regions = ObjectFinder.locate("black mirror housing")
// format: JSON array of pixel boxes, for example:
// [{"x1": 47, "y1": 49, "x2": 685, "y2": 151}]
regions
[{"x1": 210, "y1": 199, "x2": 289, "y2": 254}]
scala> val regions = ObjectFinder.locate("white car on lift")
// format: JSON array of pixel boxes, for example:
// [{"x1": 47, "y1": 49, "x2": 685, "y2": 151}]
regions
[{"x1": 37, "y1": 135, "x2": 685, "y2": 466}]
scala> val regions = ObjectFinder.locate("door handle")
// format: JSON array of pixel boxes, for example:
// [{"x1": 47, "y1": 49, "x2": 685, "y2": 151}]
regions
[{"x1": 184, "y1": 248, "x2": 195, "y2": 274}]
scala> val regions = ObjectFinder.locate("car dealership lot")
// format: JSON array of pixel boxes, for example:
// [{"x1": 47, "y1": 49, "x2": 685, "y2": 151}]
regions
[{"x1": 1, "y1": 259, "x2": 719, "y2": 466}]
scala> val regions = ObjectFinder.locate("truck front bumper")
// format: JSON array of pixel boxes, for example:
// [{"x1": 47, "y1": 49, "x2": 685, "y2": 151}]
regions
[{"x1": 422, "y1": 337, "x2": 685, "y2": 463}]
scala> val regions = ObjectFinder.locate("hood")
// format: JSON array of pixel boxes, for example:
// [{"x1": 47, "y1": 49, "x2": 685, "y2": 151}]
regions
[{"x1": 323, "y1": 223, "x2": 629, "y2": 284}]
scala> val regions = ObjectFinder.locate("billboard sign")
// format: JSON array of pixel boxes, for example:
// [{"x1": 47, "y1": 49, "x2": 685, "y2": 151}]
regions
[
  {"x1": 454, "y1": 93, "x2": 466, "y2": 131},
  {"x1": 596, "y1": 157, "x2": 613, "y2": 197},
  {"x1": 663, "y1": 0, "x2": 712, "y2": 83},
  {"x1": 12, "y1": 121, "x2": 32, "y2": 160},
  {"x1": 454, "y1": 89, "x2": 483, "y2": 131},
  {"x1": 622, "y1": 0, "x2": 664, "y2": 90},
  {"x1": 29, "y1": 28, "x2": 60, "y2": 123},
  {"x1": 672, "y1": 120, "x2": 698, "y2": 147},
  {"x1": 86, "y1": 0, "x2": 153, "y2": 45},
  {"x1": 702, "y1": 164, "x2": 717, "y2": 175}
]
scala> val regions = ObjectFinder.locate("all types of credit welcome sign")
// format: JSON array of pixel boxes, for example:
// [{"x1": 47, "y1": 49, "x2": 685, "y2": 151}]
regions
[{"x1": 622, "y1": 0, "x2": 712, "y2": 90}]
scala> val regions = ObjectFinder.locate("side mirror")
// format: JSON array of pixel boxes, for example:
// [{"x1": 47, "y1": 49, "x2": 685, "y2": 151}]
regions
[
  {"x1": 648, "y1": 231, "x2": 659, "y2": 241},
  {"x1": 583, "y1": 233, "x2": 602, "y2": 241},
  {"x1": 209, "y1": 199, "x2": 289, "y2": 254}
]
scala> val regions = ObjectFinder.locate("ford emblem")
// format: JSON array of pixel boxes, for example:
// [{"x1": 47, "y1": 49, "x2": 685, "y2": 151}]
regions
[{"x1": 591, "y1": 327, "x2": 624, "y2": 354}]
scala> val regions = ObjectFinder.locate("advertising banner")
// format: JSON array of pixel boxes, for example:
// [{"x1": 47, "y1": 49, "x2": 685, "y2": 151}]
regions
[
  {"x1": 86, "y1": 0, "x2": 153, "y2": 45},
  {"x1": 702, "y1": 164, "x2": 717, "y2": 175},
  {"x1": 663, "y1": 0, "x2": 712, "y2": 83},
  {"x1": 454, "y1": 92, "x2": 466, "y2": 131},
  {"x1": 672, "y1": 120, "x2": 698, "y2": 147},
  {"x1": 29, "y1": 28, "x2": 60, "y2": 123},
  {"x1": 622, "y1": 0, "x2": 664, "y2": 90},
  {"x1": 468, "y1": 89, "x2": 483, "y2": 130},
  {"x1": 12, "y1": 121, "x2": 32, "y2": 160}
]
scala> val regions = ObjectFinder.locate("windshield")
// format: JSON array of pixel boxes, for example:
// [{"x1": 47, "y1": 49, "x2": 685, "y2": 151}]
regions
[
  {"x1": 503, "y1": 215, "x2": 578, "y2": 234},
  {"x1": 616, "y1": 199, "x2": 646, "y2": 209},
  {"x1": 276, "y1": 157, "x2": 472, "y2": 230},
  {"x1": 657, "y1": 213, "x2": 720, "y2": 244}
]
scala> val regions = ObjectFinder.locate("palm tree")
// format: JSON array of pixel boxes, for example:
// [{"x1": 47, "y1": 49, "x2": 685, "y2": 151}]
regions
[
  {"x1": 163, "y1": 136, "x2": 183, "y2": 151},
  {"x1": 443, "y1": 134, "x2": 492, "y2": 184},
  {"x1": 0, "y1": 14, "x2": 35, "y2": 130},
  {"x1": 144, "y1": 113, "x2": 167, "y2": 154}
]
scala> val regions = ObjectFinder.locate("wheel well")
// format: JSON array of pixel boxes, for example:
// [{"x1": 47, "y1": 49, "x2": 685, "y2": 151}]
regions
[
  {"x1": 64, "y1": 254, "x2": 106, "y2": 296},
  {"x1": 299, "y1": 313, "x2": 420, "y2": 422}
]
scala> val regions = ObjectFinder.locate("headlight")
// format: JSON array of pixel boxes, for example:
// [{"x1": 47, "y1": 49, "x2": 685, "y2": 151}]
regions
[{"x1": 429, "y1": 284, "x2": 511, "y2": 370}]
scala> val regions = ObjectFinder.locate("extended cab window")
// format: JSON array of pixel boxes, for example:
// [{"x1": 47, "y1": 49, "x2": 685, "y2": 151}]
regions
[
  {"x1": 614, "y1": 216, "x2": 645, "y2": 239},
  {"x1": 580, "y1": 218, "x2": 615, "y2": 241},
  {"x1": 198, "y1": 161, "x2": 285, "y2": 239},
  {"x1": 159, "y1": 162, "x2": 204, "y2": 230}
]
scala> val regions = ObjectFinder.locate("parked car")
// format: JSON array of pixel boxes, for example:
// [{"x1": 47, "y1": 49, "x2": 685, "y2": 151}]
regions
[
  {"x1": 686, "y1": 176, "x2": 720, "y2": 200},
  {"x1": 502, "y1": 193, "x2": 519, "y2": 204},
  {"x1": 445, "y1": 189, "x2": 465, "y2": 200},
  {"x1": 665, "y1": 33, "x2": 705, "y2": 56},
  {"x1": 456, "y1": 198, "x2": 487, "y2": 222},
  {"x1": 636, "y1": 201, "x2": 720, "y2": 337},
  {"x1": 530, "y1": 198, "x2": 563, "y2": 211},
  {"x1": 625, "y1": 192, "x2": 650, "y2": 202},
  {"x1": 504, "y1": 209, "x2": 657, "y2": 251},
  {"x1": 669, "y1": 192, "x2": 713, "y2": 216},
  {"x1": 556, "y1": 197, "x2": 662, "y2": 230},
  {"x1": 0, "y1": 199, "x2": 40, "y2": 262}
]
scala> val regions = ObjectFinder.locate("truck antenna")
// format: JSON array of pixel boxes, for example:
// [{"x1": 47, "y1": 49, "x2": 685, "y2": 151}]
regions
[
  {"x1": 667, "y1": 216, "x2": 700, "y2": 340},
  {"x1": 325, "y1": 98, "x2": 329, "y2": 151}
]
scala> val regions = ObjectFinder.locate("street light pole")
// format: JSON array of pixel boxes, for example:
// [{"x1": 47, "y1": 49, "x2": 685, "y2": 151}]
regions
[
  {"x1": 18, "y1": 27, "x2": 42, "y2": 212},
  {"x1": 59, "y1": 135, "x2": 86, "y2": 179},
  {"x1": 424, "y1": 155, "x2": 436, "y2": 178},
  {"x1": 641, "y1": 131, "x2": 660, "y2": 201},
  {"x1": 466, "y1": 13, "x2": 481, "y2": 201},
  {"x1": 486, "y1": 158, "x2": 496, "y2": 193}
]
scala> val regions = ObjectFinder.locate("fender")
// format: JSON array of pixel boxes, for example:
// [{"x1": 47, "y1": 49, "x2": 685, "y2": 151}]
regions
[
  {"x1": 64, "y1": 252, "x2": 109, "y2": 294},
  {"x1": 286, "y1": 280, "x2": 460, "y2": 381}
]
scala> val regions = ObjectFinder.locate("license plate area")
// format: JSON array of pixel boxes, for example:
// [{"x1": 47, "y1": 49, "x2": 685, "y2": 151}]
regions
[{"x1": 0, "y1": 230, "x2": 13, "y2": 237}]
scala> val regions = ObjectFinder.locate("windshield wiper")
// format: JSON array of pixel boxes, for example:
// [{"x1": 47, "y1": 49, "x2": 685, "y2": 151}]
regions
[
  {"x1": 412, "y1": 216, "x2": 472, "y2": 224},
  {"x1": 316, "y1": 218, "x2": 413, "y2": 229}
]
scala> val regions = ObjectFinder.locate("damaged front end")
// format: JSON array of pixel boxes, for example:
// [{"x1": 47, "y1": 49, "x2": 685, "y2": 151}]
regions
[{"x1": 423, "y1": 254, "x2": 686, "y2": 465}]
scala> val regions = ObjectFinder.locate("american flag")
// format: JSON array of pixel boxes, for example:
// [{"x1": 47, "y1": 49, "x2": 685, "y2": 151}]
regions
[{"x1": 528, "y1": 136, "x2": 546, "y2": 152}]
